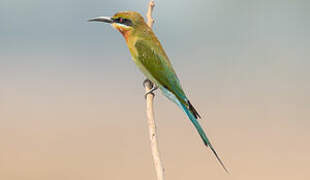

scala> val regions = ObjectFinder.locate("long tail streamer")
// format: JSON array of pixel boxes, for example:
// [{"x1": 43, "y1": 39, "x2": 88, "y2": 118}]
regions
[{"x1": 180, "y1": 103, "x2": 229, "y2": 173}]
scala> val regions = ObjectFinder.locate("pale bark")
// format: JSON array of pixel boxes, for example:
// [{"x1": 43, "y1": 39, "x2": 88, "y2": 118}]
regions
[{"x1": 143, "y1": 1, "x2": 165, "y2": 180}]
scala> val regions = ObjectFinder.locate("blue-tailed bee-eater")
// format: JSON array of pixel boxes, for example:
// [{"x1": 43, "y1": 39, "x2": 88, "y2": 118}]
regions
[{"x1": 89, "y1": 11, "x2": 228, "y2": 173}]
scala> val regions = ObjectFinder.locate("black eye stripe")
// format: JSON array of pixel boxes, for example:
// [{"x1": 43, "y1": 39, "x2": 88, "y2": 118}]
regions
[{"x1": 113, "y1": 18, "x2": 133, "y2": 26}]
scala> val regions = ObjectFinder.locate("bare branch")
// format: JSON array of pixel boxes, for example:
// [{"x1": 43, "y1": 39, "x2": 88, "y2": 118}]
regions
[
  {"x1": 143, "y1": 1, "x2": 165, "y2": 180},
  {"x1": 146, "y1": 0, "x2": 155, "y2": 28}
]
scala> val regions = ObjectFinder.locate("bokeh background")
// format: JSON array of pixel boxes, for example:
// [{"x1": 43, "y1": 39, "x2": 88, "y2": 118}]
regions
[{"x1": 1, "y1": 0, "x2": 309, "y2": 179}]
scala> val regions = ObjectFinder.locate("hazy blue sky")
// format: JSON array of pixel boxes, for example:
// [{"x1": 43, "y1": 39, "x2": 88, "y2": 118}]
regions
[{"x1": 1, "y1": 0, "x2": 310, "y2": 179}]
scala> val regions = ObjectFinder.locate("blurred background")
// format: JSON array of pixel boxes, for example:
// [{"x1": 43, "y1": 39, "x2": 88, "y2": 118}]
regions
[{"x1": 1, "y1": 0, "x2": 309, "y2": 179}]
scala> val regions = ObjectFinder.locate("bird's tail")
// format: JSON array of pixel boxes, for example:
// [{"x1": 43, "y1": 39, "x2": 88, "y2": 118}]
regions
[{"x1": 180, "y1": 103, "x2": 229, "y2": 173}]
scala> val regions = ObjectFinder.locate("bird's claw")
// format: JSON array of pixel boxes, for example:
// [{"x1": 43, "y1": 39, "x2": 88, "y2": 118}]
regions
[{"x1": 144, "y1": 84, "x2": 158, "y2": 99}]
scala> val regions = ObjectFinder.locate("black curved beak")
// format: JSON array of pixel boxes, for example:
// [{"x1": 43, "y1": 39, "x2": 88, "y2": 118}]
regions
[{"x1": 88, "y1": 16, "x2": 113, "y2": 23}]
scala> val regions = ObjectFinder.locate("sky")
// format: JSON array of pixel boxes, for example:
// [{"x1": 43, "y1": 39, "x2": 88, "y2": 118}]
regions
[{"x1": 1, "y1": 0, "x2": 310, "y2": 179}]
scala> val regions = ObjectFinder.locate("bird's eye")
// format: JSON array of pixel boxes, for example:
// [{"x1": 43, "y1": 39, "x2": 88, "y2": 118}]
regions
[{"x1": 114, "y1": 17, "x2": 132, "y2": 26}]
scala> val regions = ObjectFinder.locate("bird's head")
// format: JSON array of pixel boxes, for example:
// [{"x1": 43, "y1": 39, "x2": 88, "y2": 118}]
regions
[{"x1": 89, "y1": 11, "x2": 146, "y2": 40}]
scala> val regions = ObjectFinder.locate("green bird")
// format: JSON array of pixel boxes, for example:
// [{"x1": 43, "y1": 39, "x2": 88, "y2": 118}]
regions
[{"x1": 89, "y1": 11, "x2": 228, "y2": 173}]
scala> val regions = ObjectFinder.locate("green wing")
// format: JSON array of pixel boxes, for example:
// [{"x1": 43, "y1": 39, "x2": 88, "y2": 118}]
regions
[
  {"x1": 135, "y1": 39, "x2": 201, "y2": 119},
  {"x1": 135, "y1": 39, "x2": 187, "y2": 104}
]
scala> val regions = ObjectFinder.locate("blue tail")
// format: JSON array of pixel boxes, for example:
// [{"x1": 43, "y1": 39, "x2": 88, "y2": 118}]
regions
[{"x1": 180, "y1": 103, "x2": 229, "y2": 173}]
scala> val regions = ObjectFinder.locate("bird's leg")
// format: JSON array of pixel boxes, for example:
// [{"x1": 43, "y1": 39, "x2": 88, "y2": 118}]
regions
[
  {"x1": 143, "y1": 79, "x2": 158, "y2": 99},
  {"x1": 145, "y1": 85, "x2": 158, "y2": 99}
]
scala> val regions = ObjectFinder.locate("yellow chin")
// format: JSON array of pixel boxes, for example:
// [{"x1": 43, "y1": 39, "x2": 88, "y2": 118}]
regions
[{"x1": 112, "y1": 23, "x2": 132, "y2": 32}]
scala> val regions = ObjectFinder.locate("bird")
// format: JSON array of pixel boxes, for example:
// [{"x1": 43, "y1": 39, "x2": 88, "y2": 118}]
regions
[{"x1": 89, "y1": 11, "x2": 228, "y2": 173}]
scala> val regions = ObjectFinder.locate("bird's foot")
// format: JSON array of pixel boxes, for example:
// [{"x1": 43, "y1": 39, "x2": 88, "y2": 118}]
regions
[
  {"x1": 143, "y1": 79, "x2": 158, "y2": 99},
  {"x1": 144, "y1": 85, "x2": 158, "y2": 99}
]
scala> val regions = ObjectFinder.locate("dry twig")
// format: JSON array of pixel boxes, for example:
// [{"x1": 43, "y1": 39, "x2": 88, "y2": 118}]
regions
[{"x1": 143, "y1": 1, "x2": 165, "y2": 180}]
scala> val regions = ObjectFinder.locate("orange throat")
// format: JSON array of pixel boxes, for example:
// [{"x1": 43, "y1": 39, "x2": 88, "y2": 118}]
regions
[
  {"x1": 112, "y1": 24, "x2": 131, "y2": 42},
  {"x1": 118, "y1": 28, "x2": 130, "y2": 41}
]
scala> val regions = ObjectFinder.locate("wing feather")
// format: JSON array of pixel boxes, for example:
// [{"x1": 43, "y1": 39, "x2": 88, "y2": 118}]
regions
[
  {"x1": 135, "y1": 40, "x2": 186, "y2": 103},
  {"x1": 135, "y1": 39, "x2": 201, "y2": 119}
]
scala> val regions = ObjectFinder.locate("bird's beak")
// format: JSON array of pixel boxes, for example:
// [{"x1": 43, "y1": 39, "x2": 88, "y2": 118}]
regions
[{"x1": 88, "y1": 16, "x2": 113, "y2": 23}]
